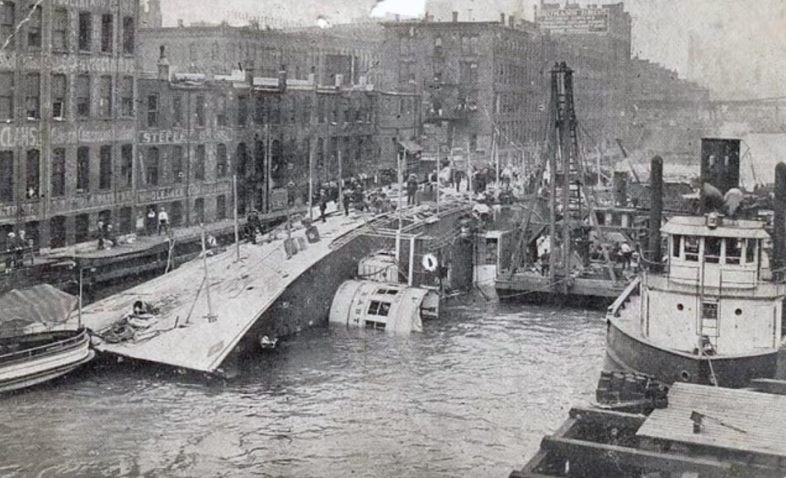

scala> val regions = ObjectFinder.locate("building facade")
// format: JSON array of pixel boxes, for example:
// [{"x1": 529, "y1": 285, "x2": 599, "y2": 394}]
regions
[
  {"x1": 0, "y1": 0, "x2": 139, "y2": 251},
  {"x1": 381, "y1": 15, "x2": 545, "y2": 174}
]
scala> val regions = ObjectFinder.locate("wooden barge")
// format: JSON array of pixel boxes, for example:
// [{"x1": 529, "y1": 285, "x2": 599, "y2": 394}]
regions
[{"x1": 511, "y1": 377, "x2": 786, "y2": 478}]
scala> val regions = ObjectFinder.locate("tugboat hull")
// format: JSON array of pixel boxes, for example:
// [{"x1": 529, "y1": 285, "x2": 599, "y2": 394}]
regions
[{"x1": 606, "y1": 318, "x2": 778, "y2": 388}]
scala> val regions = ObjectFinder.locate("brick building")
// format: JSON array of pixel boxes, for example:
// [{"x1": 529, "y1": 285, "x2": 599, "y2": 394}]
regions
[
  {"x1": 136, "y1": 55, "x2": 236, "y2": 230},
  {"x1": 536, "y1": 2, "x2": 632, "y2": 144},
  {"x1": 137, "y1": 22, "x2": 385, "y2": 88},
  {"x1": 0, "y1": 0, "x2": 139, "y2": 251},
  {"x1": 381, "y1": 14, "x2": 545, "y2": 174}
]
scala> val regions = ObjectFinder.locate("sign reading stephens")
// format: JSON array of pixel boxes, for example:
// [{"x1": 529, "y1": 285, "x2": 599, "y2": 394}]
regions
[{"x1": 536, "y1": 8, "x2": 609, "y2": 34}]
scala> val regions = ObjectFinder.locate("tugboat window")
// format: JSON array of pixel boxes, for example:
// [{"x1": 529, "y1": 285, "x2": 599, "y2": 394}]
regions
[
  {"x1": 672, "y1": 235, "x2": 682, "y2": 258},
  {"x1": 677, "y1": 304, "x2": 684, "y2": 311},
  {"x1": 735, "y1": 308, "x2": 742, "y2": 316},
  {"x1": 746, "y1": 239, "x2": 756, "y2": 263},
  {"x1": 684, "y1": 236, "x2": 700, "y2": 261},
  {"x1": 725, "y1": 238, "x2": 742, "y2": 265},
  {"x1": 701, "y1": 302, "x2": 718, "y2": 319},
  {"x1": 705, "y1": 237, "x2": 721, "y2": 264}
]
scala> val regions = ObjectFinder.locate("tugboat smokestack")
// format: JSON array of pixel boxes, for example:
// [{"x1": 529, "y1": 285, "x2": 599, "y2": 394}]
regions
[
  {"x1": 648, "y1": 156, "x2": 663, "y2": 271},
  {"x1": 773, "y1": 162, "x2": 786, "y2": 280}
]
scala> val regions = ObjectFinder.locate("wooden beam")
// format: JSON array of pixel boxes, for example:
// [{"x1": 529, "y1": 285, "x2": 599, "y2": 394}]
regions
[
  {"x1": 541, "y1": 436, "x2": 784, "y2": 478},
  {"x1": 749, "y1": 379, "x2": 786, "y2": 396},
  {"x1": 569, "y1": 407, "x2": 646, "y2": 430}
]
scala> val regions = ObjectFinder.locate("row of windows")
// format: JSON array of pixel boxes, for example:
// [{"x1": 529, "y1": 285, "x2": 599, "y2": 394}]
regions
[
  {"x1": 0, "y1": 145, "x2": 133, "y2": 203},
  {"x1": 146, "y1": 93, "x2": 375, "y2": 129},
  {"x1": 0, "y1": 4, "x2": 134, "y2": 54},
  {"x1": 0, "y1": 71, "x2": 134, "y2": 121},
  {"x1": 141, "y1": 144, "x2": 230, "y2": 187},
  {"x1": 400, "y1": 35, "x2": 480, "y2": 57},
  {"x1": 672, "y1": 235, "x2": 757, "y2": 265}
]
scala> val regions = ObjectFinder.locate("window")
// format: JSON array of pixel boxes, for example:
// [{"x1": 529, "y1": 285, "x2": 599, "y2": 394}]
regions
[
  {"x1": 237, "y1": 95, "x2": 248, "y2": 126},
  {"x1": 76, "y1": 74, "x2": 90, "y2": 118},
  {"x1": 725, "y1": 238, "x2": 742, "y2": 265},
  {"x1": 99, "y1": 145, "x2": 112, "y2": 190},
  {"x1": 51, "y1": 148, "x2": 65, "y2": 197},
  {"x1": 289, "y1": 97, "x2": 297, "y2": 123},
  {"x1": 701, "y1": 302, "x2": 718, "y2": 320},
  {"x1": 122, "y1": 16, "x2": 134, "y2": 54},
  {"x1": 303, "y1": 97, "x2": 311, "y2": 124},
  {"x1": 460, "y1": 62, "x2": 478, "y2": 84},
  {"x1": 75, "y1": 214, "x2": 90, "y2": 243},
  {"x1": 368, "y1": 300, "x2": 391, "y2": 317},
  {"x1": 172, "y1": 94, "x2": 183, "y2": 127},
  {"x1": 272, "y1": 96, "x2": 280, "y2": 124},
  {"x1": 0, "y1": 2, "x2": 14, "y2": 48},
  {"x1": 705, "y1": 237, "x2": 721, "y2": 264},
  {"x1": 0, "y1": 151, "x2": 12, "y2": 202},
  {"x1": 216, "y1": 195, "x2": 226, "y2": 220},
  {"x1": 147, "y1": 94, "x2": 158, "y2": 127},
  {"x1": 672, "y1": 235, "x2": 682, "y2": 258},
  {"x1": 746, "y1": 239, "x2": 757, "y2": 264},
  {"x1": 145, "y1": 147, "x2": 159, "y2": 186},
  {"x1": 120, "y1": 76, "x2": 133, "y2": 116},
  {"x1": 99, "y1": 75, "x2": 112, "y2": 118},
  {"x1": 120, "y1": 144, "x2": 132, "y2": 188},
  {"x1": 78, "y1": 12, "x2": 91, "y2": 51},
  {"x1": 0, "y1": 72, "x2": 13, "y2": 120},
  {"x1": 684, "y1": 236, "x2": 700, "y2": 262},
  {"x1": 194, "y1": 197, "x2": 205, "y2": 224},
  {"x1": 76, "y1": 146, "x2": 90, "y2": 192},
  {"x1": 100, "y1": 14, "x2": 113, "y2": 53},
  {"x1": 171, "y1": 145, "x2": 183, "y2": 182},
  {"x1": 25, "y1": 149, "x2": 38, "y2": 198},
  {"x1": 376, "y1": 288, "x2": 399, "y2": 295},
  {"x1": 52, "y1": 8, "x2": 68, "y2": 51},
  {"x1": 399, "y1": 36, "x2": 411, "y2": 56},
  {"x1": 51, "y1": 74, "x2": 66, "y2": 120},
  {"x1": 25, "y1": 73, "x2": 40, "y2": 119},
  {"x1": 195, "y1": 95, "x2": 205, "y2": 127},
  {"x1": 216, "y1": 96, "x2": 227, "y2": 127},
  {"x1": 216, "y1": 144, "x2": 227, "y2": 178},
  {"x1": 194, "y1": 145, "x2": 205, "y2": 180},
  {"x1": 27, "y1": 5, "x2": 41, "y2": 49},
  {"x1": 317, "y1": 96, "x2": 325, "y2": 123},
  {"x1": 434, "y1": 36, "x2": 442, "y2": 55}
]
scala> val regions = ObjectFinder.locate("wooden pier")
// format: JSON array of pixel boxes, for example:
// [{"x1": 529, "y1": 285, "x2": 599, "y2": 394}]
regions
[{"x1": 512, "y1": 381, "x2": 786, "y2": 478}]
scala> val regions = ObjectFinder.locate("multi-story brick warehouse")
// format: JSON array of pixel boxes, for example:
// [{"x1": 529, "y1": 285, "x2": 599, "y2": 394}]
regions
[
  {"x1": 137, "y1": 22, "x2": 385, "y2": 88},
  {"x1": 0, "y1": 0, "x2": 139, "y2": 251},
  {"x1": 136, "y1": 54, "x2": 236, "y2": 230},
  {"x1": 380, "y1": 14, "x2": 546, "y2": 172}
]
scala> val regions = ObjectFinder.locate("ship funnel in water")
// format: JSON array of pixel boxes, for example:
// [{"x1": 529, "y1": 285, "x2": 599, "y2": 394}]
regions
[
  {"x1": 773, "y1": 162, "x2": 786, "y2": 281},
  {"x1": 648, "y1": 156, "x2": 663, "y2": 271},
  {"x1": 700, "y1": 138, "x2": 741, "y2": 213}
]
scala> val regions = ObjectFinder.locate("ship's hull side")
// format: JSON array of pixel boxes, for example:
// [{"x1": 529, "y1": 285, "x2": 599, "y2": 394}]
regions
[{"x1": 606, "y1": 318, "x2": 778, "y2": 388}]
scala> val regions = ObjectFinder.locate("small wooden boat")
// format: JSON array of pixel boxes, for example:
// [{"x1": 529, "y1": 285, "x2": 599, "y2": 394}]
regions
[{"x1": 0, "y1": 285, "x2": 94, "y2": 393}]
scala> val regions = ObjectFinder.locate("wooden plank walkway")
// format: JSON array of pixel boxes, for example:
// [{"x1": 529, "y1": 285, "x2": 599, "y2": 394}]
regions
[
  {"x1": 82, "y1": 206, "x2": 374, "y2": 373},
  {"x1": 638, "y1": 382, "x2": 786, "y2": 458}
]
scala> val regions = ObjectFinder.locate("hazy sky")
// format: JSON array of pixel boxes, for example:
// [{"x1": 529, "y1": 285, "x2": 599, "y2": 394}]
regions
[{"x1": 159, "y1": 0, "x2": 786, "y2": 98}]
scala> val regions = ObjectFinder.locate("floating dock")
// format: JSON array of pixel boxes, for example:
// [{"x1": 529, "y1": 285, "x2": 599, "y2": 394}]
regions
[{"x1": 511, "y1": 379, "x2": 786, "y2": 477}]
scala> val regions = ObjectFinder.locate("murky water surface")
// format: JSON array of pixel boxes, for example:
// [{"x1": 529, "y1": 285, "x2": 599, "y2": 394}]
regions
[{"x1": 1, "y1": 297, "x2": 604, "y2": 477}]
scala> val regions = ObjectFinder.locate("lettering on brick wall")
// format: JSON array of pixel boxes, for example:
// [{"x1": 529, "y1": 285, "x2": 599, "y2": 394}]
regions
[{"x1": 0, "y1": 126, "x2": 39, "y2": 149}]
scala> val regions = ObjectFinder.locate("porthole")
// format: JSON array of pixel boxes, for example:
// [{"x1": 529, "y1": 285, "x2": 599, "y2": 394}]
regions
[
  {"x1": 677, "y1": 304, "x2": 684, "y2": 311},
  {"x1": 735, "y1": 308, "x2": 742, "y2": 316},
  {"x1": 680, "y1": 370, "x2": 691, "y2": 382}
]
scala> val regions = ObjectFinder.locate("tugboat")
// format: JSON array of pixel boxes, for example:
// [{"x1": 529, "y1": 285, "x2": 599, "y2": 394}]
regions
[{"x1": 606, "y1": 139, "x2": 786, "y2": 388}]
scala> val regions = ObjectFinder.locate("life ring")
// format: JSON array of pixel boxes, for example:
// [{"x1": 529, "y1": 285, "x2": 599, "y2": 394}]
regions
[{"x1": 422, "y1": 253, "x2": 438, "y2": 272}]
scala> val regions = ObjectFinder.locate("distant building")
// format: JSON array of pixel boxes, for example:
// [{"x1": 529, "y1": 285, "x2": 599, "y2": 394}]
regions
[
  {"x1": 140, "y1": 0, "x2": 162, "y2": 29},
  {"x1": 0, "y1": 0, "x2": 140, "y2": 250},
  {"x1": 536, "y1": 2, "x2": 632, "y2": 143},
  {"x1": 381, "y1": 14, "x2": 545, "y2": 173},
  {"x1": 138, "y1": 23, "x2": 385, "y2": 89}
]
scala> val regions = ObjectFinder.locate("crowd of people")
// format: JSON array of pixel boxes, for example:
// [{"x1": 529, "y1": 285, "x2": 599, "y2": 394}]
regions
[{"x1": 4, "y1": 230, "x2": 30, "y2": 270}]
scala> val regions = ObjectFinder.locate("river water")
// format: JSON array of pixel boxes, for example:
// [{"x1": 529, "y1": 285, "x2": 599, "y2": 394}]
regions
[{"x1": 1, "y1": 296, "x2": 605, "y2": 478}]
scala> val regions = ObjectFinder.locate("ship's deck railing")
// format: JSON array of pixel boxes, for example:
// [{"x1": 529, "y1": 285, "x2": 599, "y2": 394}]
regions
[
  {"x1": 0, "y1": 329, "x2": 88, "y2": 366},
  {"x1": 644, "y1": 271, "x2": 786, "y2": 299}
]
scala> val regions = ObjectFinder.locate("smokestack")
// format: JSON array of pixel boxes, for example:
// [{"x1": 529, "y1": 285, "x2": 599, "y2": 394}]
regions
[
  {"x1": 648, "y1": 156, "x2": 663, "y2": 271},
  {"x1": 452, "y1": 11, "x2": 458, "y2": 22},
  {"x1": 773, "y1": 162, "x2": 786, "y2": 281}
]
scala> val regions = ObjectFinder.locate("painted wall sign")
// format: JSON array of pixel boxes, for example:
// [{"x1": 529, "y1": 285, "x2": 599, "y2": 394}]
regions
[
  {"x1": 536, "y1": 8, "x2": 609, "y2": 34},
  {"x1": 139, "y1": 129, "x2": 234, "y2": 145},
  {"x1": 137, "y1": 186, "x2": 186, "y2": 204},
  {"x1": 0, "y1": 126, "x2": 39, "y2": 149}
]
